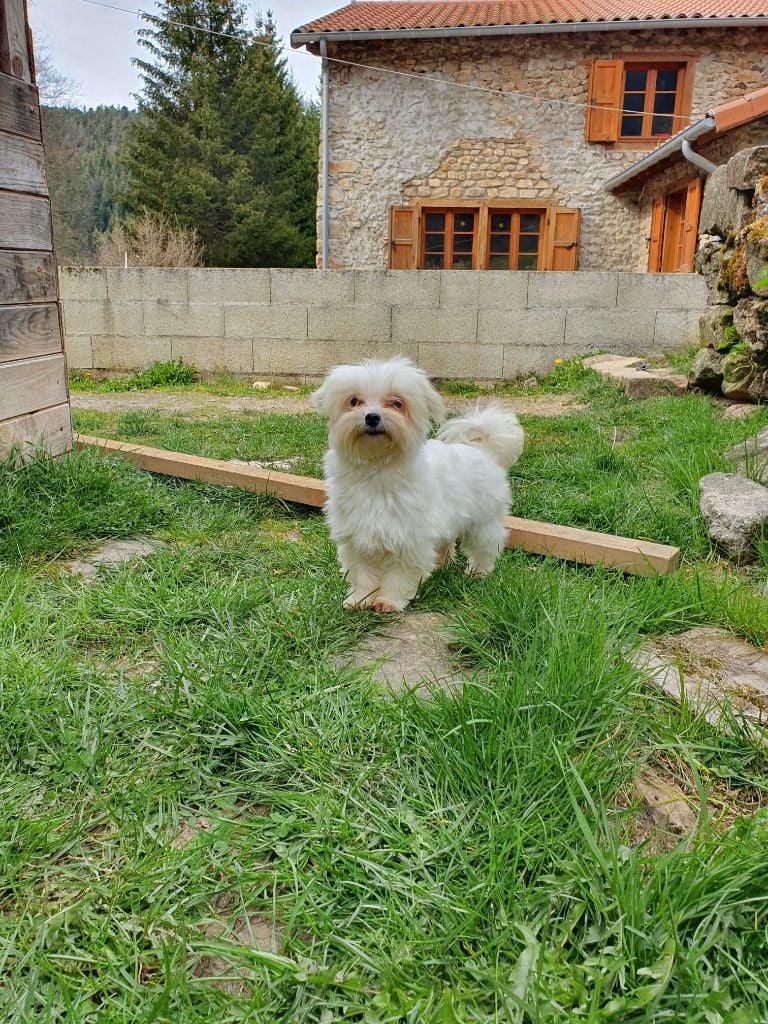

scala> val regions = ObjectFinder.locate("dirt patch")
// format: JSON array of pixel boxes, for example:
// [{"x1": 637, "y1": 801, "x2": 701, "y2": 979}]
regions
[
  {"x1": 62, "y1": 537, "x2": 167, "y2": 580},
  {"x1": 70, "y1": 390, "x2": 583, "y2": 420}
]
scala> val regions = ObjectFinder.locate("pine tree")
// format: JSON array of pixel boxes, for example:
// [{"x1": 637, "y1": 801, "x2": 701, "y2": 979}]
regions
[{"x1": 122, "y1": 2, "x2": 318, "y2": 267}]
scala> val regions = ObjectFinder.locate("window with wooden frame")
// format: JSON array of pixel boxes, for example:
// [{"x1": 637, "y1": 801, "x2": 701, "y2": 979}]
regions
[
  {"x1": 586, "y1": 57, "x2": 694, "y2": 145},
  {"x1": 388, "y1": 202, "x2": 579, "y2": 272},
  {"x1": 647, "y1": 176, "x2": 703, "y2": 273}
]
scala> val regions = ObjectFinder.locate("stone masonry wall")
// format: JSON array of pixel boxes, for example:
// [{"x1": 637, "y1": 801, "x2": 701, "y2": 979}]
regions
[
  {"x1": 322, "y1": 28, "x2": 768, "y2": 271},
  {"x1": 59, "y1": 267, "x2": 705, "y2": 382}
]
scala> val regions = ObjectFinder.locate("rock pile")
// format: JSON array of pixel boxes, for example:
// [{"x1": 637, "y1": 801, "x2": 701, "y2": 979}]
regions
[{"x1": 690, "y1": 146, "x2": 768, "y2": 402}]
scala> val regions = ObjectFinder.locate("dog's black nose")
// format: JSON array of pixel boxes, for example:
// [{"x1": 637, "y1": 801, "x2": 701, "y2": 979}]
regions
[{"x1": 364, "y1": 412, "x2": 381, "y2": 428}]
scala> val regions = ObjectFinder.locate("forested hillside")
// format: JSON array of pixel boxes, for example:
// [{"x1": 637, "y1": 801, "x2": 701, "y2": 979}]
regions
[{"x1": 42, "y1": 106, "x2": 136, "y2": 264}]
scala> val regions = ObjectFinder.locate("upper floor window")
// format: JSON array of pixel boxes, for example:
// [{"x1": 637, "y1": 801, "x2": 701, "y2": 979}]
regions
[
  {"x1": 586, "y1": 57, "x2": 693, "y2": 145},
  {"x1": 620, "y1": 64, "x2": 685, "y2": 141}
]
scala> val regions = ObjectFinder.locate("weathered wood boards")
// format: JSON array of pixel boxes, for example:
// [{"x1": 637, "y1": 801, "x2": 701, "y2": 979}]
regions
[
  {"x1": 76, "y1": 435, "x2": 681, "y2": 577},
  {"x1": 0, "y1": 0, "x2": 72, "y2": 462}
]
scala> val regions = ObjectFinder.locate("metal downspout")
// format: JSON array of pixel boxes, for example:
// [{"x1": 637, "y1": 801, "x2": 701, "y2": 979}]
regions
[
  {"x1": 681, "y1": 137, "x2": 717, "y2": 176},
  {"x1": 320, "y1": 39, "x2": 330, "y2": 272}
]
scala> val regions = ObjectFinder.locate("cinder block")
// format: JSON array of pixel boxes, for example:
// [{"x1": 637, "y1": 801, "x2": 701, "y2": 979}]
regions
[
  {"x1": 105, "y1": 268, "x2": 189, "y2": 303},
  {"x1": 528, "y1": 272, "x2": 619, "y2": 308},
  {"x1": 477, "y1": 307, "x2": 565, "y2": 347},
  {"x1": 476, "y1": 271, "x2": 529, "y2": 308},
  {"x1": 334, "y1": 341, "x2": 418, "y2": 365},
  {"x1": 654, "y1": 309, "x2": 702, "y2": 348},
  {"x1": 172, "y1": 335, "x2": 252, "y2": 373},
  {"x1": 63, "y1": 301, "x2": 144, "y2": 337},
  {"x1": 224, "y1": 303, "x2": 308, "y2": 340},
  {"x1": 616, "y1": 273, "x2": 707, "y2": 310},
  {"x1": 271, "y1": 269, "x2": 355, "y2": 306},
  {"x1": 253, "y1": 339, "x2": 336, "y2": 376},
  {"x1": 392, "y1": 306, "x2": 477, "y2": 345},
  {"x1": 439, "y1": 271, "x2": 480, "y2": 307},
  {"x1": 58, "y1": 267, "x2": 107, "y2": 301},
  {"x1": 417, "y1": 343, "x2": 503, "y2": 379},
  {"x1": 144, "y1": 302, "x2": 224, "y2": 338},
  {"x1": 565, "y1": 309, "x2": 657, "y2": 353},
  {"x1": 309, "y1": 305, "x2": 390, "y2": 343},
  {"x1": 64, "y1": 334, "x2": 93, "y2": 369},
  {"x1": 188, "y1": 268, "x2": 270, "y2": 304},
  {"x1": 503, "y1": 343, "x2": 588, "y2": 379},
  {"x1": 355, "y1": 270, "x2": 440, "y2": 307},
  {"x1": 92, "y1": 335, "x2": 172, "y2": 370}
]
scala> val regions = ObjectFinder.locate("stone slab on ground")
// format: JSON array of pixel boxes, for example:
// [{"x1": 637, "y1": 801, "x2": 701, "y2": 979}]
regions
[
  {"x1": 699, "y1": 472, "x2": 768, "y2": 561},
  {"x1": 338, "y1": 612, "x2": 467, "y2": 698},
  {"x1": 632, "y1": 627, "x2": 768, "y2": 735},
  {"x1": 582, "y1": 355, "x2": 687, "y2": 399},
  {"x1": 727, "y1": 425, "x2": 768, "y2": 477},
  {"x1": 63, "y1": 537, "x2": 167, "y2": 579}
]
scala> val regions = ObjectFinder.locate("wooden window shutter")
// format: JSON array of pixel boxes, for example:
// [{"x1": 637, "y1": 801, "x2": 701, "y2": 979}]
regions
[
  {"x1": 388, "y1": 206, "x2": 417, "y2": 270},
  {"x1": 545, "y1": 208, "x2": 581, "y2": 271},
  {"x1": 680, "y1": 176, "x2": 703, "y2": 272},
  {"x1": 585, "y1": 60, "x2": 623, "y2": 142},
  {"x1": 647, "y1": 196, "x2": 665, "y2": 272}
]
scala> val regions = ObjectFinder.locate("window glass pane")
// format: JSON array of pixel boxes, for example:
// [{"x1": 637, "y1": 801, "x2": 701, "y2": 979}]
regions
[
  {"x1": 620, "y1": 115, "x2": 643, "y2": 137},
  {"x1": 655, "y1": 68, "x2": 679, "y2": 91},
  {"x1": 653, "y1": 92, "x2": 676, "y2": 115},
  {"x1": 454, "y1": 212, "x2": 475, "y2": 232},
  {"x1": 519, "y1": 235, "x2": 539, "y2": 254},
  {"x1": 452, "y1": 255, "x2": 473, "y2": 270},
  {"x1": 651, "y1": 115, "x2": 674, "y2": 136},
  {"x1": 624, "y1": 69, "x2": 648, "y2": 91},
  {"x1": 491, "y1": 213, "x2": 511, "y2": 232},
  {"x1": 425, "y1": 212, "x2": 445, "y2": 232},
  {"x1": 517, "y1": 254, "x2": 538, "y2": 271},
  {"x1": 490, "y1": 234, "x2": 511, "y2": 255},
  {"x1": 424, "y1": 233, "x2": 445, "y2": 253},
  {"x1": 520, "y1": 213, "x2": 541, "y2": 233},
  {"x1": 424, "y1": 253, "x2": 444, "y2": 270},
  {"x1": 453, "y1": 233, "x2": 473, "y2": 254},
  {"x1": 489, "y1": 254, "x2": 509, "y2": 270},
  {"x1": 623, "y1": 93, "x2": 645, "y2": 113}
]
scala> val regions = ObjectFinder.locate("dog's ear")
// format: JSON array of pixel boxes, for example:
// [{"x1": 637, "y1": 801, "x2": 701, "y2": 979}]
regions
[
  {"x1": 309, "y1": 382, "x2": 330, "y2": 417},
  {"x1": 424, "y1": 380, "x2": 446, "y2": 425}
]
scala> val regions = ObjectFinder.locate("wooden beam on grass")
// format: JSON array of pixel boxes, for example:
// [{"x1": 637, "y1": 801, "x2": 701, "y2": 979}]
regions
[{"x1": 76, "y1": 435, "x2": 680, "y2": 577}]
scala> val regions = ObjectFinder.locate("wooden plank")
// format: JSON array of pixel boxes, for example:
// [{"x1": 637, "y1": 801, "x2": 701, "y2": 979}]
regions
[
  {"x1": 3, "y1": 0, "x2": 31, "y2": 82},
  {"x1": 0, "y1": 190, "x2": 52, "y2": 250},
  {"x1": 0, "y1": 303, "x2": 62, "y2": 362},
  {"x1": 0, "y1": 352, "x2": 67, "y2": 420},
  {"x1": 0, "y1": 72, "x2": 40, "y2": 139},
  {"x1": 0, "y1": 250, "x2": 57, "y2": 303},
  {"x1": 0, "y1": 402, "x2": 71, "y2": 460},
  {"x1": 0, "y1": 131, "x2": 45, "y2": 194},
  {"x1": 75, "y1": 436, "x2": 681, "y2": 577}
]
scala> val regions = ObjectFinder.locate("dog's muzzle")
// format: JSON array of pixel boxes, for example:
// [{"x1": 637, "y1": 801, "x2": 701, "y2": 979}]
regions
[{"x1": 363, "y1": 412, "x2": 385, "y2": 436}]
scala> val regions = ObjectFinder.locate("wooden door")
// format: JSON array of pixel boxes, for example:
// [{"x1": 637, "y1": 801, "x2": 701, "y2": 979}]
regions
[{"x1": 0, "y1": 0, "x2": 72, "y2": 460}]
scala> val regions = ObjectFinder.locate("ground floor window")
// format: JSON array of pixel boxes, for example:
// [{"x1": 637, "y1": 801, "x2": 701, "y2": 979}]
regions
[
  {"x1": 389, "y1": 202, "x2": 579, "y2": 272},
  {"x1": 647, "y1": 176, "x2": 703, "y2": 273}
]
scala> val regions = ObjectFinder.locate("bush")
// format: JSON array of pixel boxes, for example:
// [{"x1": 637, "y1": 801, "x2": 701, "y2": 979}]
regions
[{"x1": 96, "y1": 210, "x2": 203, "y2": 268}]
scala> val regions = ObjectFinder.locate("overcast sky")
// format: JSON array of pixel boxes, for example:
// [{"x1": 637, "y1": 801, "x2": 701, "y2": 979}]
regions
[{"x1": 28, "y1": 1, "x2": 335, "y2": 108}]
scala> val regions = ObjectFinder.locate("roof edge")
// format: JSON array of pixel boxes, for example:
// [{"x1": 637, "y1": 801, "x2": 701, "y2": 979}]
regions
[{"x1": 291, "y1": 16, "x2": 768, "y2": 48}]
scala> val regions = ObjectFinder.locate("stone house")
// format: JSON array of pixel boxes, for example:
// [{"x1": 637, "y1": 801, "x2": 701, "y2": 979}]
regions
[{"x1": 291, "y1": 1, "x2": 768, "y2": 273}]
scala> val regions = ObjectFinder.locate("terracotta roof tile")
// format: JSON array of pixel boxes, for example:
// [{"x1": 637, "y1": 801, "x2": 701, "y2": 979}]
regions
[{"x1": 295, "y1": 1, "x2": 768, "y2": 36}]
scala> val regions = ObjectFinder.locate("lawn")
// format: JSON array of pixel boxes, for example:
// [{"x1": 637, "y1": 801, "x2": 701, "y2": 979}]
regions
[{"x1": 2, "y1": 364, "x2": 768, "y2": 1022}]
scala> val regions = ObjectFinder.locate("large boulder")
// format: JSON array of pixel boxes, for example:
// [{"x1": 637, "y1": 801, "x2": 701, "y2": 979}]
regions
[
  {"x1": 733, "y1": 296, "x2": 768, "y2": 357},
  {"x1": 695, "y1": 235, "x2": 731, "y2": 304},
  {"x1": 688, "y1": 347, "x2": 724, "y2": 392},
  {"x1": 700, "y1": 163, "x2": 753, "y2": 236},
  {"x1": 726, "y1": 146, "x2": 768, "y2": 190},
  {"x1": 720, "y1": 343, "x2": 755, "y2": 400},
  {"x1": 699, "y1": 304, "x2": 739, "y2": 351},
  {"x1": 745, "y1": 224, "x2": 768, "y2": 297},
  {"x1": 699, "y1": 472, "x2": 768, "y2": 561}
]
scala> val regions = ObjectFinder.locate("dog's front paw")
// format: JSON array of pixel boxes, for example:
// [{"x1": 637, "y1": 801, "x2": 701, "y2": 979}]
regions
[{"x1": 370, "y1": 598, "x2": 404, "y2": 613}]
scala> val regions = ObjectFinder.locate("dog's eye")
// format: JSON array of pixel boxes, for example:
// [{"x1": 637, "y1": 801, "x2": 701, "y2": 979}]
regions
[
  {"x1": 350, "y1": 397, "x2": 360, "y2": 408},
  {"x1": 391, "y1": 399, "x2": 404, "y2": 410}
]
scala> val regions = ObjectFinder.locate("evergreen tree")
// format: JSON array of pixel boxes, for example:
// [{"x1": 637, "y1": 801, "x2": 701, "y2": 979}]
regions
[{"x1": 123, "y1": 2, "x2": 318, "y2": 267}]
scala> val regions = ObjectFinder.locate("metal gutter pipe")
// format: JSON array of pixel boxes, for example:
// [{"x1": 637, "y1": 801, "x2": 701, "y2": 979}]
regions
[
  {"x1": 681, "y1": 137, "x2": 717, "y2": 175},
  {"x1": 602, "y1": 115, "x2": 716, "y2": 192},
  {"x1": 320, "y1": 39, "x2": 330, "y2": 272},
  {"x1": 291, "y1": 17, "x2": 768, "y2": 47}
]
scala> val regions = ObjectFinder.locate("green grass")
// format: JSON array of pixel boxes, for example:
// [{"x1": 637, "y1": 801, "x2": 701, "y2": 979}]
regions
[{"x1": 2, "y1": 375, "x2": 768, "y2": 1021}]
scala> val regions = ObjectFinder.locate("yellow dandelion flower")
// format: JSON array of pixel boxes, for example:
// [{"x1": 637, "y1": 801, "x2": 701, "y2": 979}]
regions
[{"x1": 554, "y1": 358, "x2": 563, "y2": 365}]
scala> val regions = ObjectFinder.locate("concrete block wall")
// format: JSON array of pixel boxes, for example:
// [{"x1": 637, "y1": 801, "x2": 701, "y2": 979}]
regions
[{"x1": 59, "y1": 267, "x2": 706, "y2": 381}]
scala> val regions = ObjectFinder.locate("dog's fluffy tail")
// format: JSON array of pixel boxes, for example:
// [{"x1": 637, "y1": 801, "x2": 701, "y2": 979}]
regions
[{"x1": 436, "y1": 402, "x2": 524, "y2": 470}]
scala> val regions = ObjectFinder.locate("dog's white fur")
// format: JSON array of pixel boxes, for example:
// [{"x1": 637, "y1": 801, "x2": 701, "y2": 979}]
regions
[{"x1": 311, "y1": 357, "x2": 524, "y2": 612}]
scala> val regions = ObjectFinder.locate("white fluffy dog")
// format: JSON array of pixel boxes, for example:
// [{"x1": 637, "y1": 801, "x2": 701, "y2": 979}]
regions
[{"x1": 310, "y1": 357, "x2": 524, "y2": 612}]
